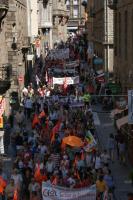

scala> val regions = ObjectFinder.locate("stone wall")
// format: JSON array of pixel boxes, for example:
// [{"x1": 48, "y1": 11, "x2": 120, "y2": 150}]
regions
[{"x1": 114, "y1": 0, "x2": 133, "y2": 91}]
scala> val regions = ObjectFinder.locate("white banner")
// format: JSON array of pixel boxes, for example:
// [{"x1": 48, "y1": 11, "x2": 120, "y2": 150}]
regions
[
  {"x1": 42, "y1": 183, "x2": 96, "y2": 200},
  {"x1": 53, "y1": 76, "x2": 79, "y2": 85}
]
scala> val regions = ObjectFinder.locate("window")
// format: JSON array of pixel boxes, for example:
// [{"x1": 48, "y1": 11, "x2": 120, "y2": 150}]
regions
[
  {"x1": 73, "y1": 0, "x2": 78, "y2": 5},
  {"x1": 73, "y1": 6, "x2": 79, "y2": 18},
  {"x1": 125, "y1": 10, "x2": 128, "y2": 60},
  {"x1": 66, "y1": 0, "x2": 70, "y2": 6}
]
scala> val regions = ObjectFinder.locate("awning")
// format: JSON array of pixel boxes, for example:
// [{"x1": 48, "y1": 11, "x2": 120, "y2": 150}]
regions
[{"x1": 116, "y1": 116, "x2": 128, "y2": 130}]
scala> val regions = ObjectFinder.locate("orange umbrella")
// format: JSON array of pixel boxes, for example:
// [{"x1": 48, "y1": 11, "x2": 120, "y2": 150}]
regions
[{"x1": 62, "y1": 136, "x2": 83, "y2": 147}]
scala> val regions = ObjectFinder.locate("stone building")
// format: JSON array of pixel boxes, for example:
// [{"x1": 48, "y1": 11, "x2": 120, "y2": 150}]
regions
[
  {"x1": 27, "y1": 0, "x2": 38, "y2": 41},
  {"x1": 109, "y1": 0, "x2": 133, "y2": 92},
  {"x1": 86, "y1": 0, "x2": 94, "y2": 61},
  {"x1": 38, "y1": 0, "x2": 53, "y2": 52},
  {"x1": 38, "y1": 0, "x2": 68, "y2": 52},
  {"x1": 0, "y1": 0, "x2": 28, "y2": 115},
  {"x1": 92, "y1": 0, "x2": 114, "y2": 76},
  {"x1": 66, "y1": 0, "x2": 86, "y2": 33}
]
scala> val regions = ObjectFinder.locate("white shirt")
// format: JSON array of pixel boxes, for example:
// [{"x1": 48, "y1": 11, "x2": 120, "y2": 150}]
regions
[
  {"x1": 11, "y1": 174, "x2": 23, "y2": 186},
  {"x1": 95, "y1": 156, "x2": 101, "y2": 170}
]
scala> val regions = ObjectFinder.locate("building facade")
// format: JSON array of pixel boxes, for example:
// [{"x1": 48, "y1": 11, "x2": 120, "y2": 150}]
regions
[
  {"x1": 38, "y1": 0, "x2": 68, "y2": 53},
  {"x1": 66, "y1": 0, "x2": 86, "y2": 34},
  {"x1": 86, "y1": 0, "x2": 94, "y2": 61},
  {"x1": 92, "y1": 0, "x2": 114, "y2": 75},
  {"x1": 38, "y1": 0, "x2": 53, "y2": 52},
  {"x1": 0, "y1": 0, "x2": 28, "y2": 115},
  {"x1": 110, "y1": 0, "x2": 133, "y2": 92},
  {"x1": 27, "y1": 0, "x2": 38, "y2": 40},
  {"x1": 52, "y1": 0, "x2": 69, "y2": 44}
]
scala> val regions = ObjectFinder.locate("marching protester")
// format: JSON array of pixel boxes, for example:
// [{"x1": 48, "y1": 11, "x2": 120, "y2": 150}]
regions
[{"x1": 1, "y1": 39, "x2": 118, "y2": 200}]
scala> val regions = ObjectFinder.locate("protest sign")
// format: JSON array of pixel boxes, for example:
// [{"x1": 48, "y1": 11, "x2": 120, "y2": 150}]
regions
[{"x1": 42, "y1": 183, "x2": 96, "y2": 200}]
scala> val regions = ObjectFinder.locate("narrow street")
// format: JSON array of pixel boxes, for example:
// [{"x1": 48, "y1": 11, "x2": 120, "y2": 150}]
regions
[{"x1": 93, "y1": 104, "x2": 133, "y2": 200}]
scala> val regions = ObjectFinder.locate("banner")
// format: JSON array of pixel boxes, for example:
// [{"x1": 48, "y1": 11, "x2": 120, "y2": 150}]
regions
[
  {"x1": 42, "y1": 183, "x2": 96, "y2": 200},
  {"x1": 53, "y1": 76, "x2": 79, "y2": 85}
]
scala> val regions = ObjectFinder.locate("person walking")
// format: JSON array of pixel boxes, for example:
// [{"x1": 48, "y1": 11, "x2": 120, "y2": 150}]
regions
[
  {"x1": 118, "y1": 138, "x2": 126, "y2": 165},
  {"x1": 107, "y1": 134, "x2": 115, "y2": 162}
]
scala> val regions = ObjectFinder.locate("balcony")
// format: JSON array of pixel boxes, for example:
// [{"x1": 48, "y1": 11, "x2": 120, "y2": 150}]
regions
[
  {"x1": 108, "y1": 0, "x2": 117, "y2": 10},
  {"x1": 0, "y1": 63, "x2": 12, "y2": 95},
  {"x1": 0, "y1": 0, "x2": 9, "y2": 27}
]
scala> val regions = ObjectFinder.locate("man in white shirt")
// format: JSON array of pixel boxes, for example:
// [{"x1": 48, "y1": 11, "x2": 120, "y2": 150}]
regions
[{"x1": 24, "y1": 97, "x2": 33, "y2": 119}]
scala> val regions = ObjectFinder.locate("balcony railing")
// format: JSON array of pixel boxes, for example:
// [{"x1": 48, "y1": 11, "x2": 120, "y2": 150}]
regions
[{"x1": 108, "y1": 0, "x2": 117, "y2": 10}]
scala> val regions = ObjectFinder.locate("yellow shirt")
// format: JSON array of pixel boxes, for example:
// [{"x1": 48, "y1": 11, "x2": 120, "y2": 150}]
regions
[{"x1": 96, "y1": 180, "x2": 107, "y2": 192}]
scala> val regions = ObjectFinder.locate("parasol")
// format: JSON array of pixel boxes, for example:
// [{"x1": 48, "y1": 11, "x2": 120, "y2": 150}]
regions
[{"x1": 62, "y1": 136, "x2": 83, "y2": 147}]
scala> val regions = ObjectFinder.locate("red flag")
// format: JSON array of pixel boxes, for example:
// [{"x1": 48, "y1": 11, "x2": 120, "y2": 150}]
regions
[
  {"x1": 34, "y1": 164, "x2": 41, "y2": 182},
  {"x1": 34, "y1": 164, "x2": 47, "y2": 184},
  {"x1": 39, "y1": 111, "x2": 46, "y2": 118},
  {"x1": 32, "y1": 114, "x2": 40, "y2": 129},
  {"x1": 13, "y1": 189, "x2": 19, "y2": 200},
  {"x1": 52, "y1": 177, "x2": 57, "y2": 185},
  {"x1": 50, "y1": 120, "x2": 61, "y2": 143},
  {"x1": 0, "y1": 176, "x2": 6, "y2": 194}
]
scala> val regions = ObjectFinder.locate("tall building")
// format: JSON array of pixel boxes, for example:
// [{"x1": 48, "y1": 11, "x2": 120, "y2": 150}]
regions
[
  {"x1": 38, "y1": 0, "x2": 68, "y2": 53},
  {"x1": 52, "y1": 0, "x2": 69, "y2": 44},
  {"x1": 66, "y1": 0, "x2": 86, "y2": 34},
  {"x1": 92, "y1": 0, "x2": 114, "y2": 76},
  {"x1": 86, "y1": 0, "x2": 94, "y2": 61},
  {"x1": 38, "y1": 0, "x2": 53, "y2": 52},
  {"x1": 109, "y1": 0, "x2": 133, "y2": 92},
  {"x1": 27, "y1": 0, "x2": 38, "y2": 41},
  {"x1": 0, "y1": 0, "x2": 29, "y2": 115}
]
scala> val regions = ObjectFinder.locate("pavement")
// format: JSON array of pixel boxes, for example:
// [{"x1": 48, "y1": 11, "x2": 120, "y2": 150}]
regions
[{"x1": 93, "y1": 105, "x2": 133, "y2": 200}]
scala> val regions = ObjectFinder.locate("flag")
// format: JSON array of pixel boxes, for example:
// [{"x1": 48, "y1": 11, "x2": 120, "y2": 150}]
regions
[
  {"x1": 34, "y1": 164, "x2": 47, "y2": 184},
  {"x1": 13, "y1": 189, "x2": 19, "y2": 200},
  {"x1": 84, "y1": 131, "x2": 97, "y2": 152},
  {"x1": 32, "y1": 114, "x2": 40, "y2": 129},
  {"x1": 39, "y1": 111, "x2": 46, "y2": 118},
  {"x1": 0, "y1": 176, "x2": 6, "y2": 195},
  {"x1": 52, "y1": 177, "x2": 57, "y2": 185},
  {"x1": 50, "y1": 120, "x2": 61, "y2": 143},
  {"x1": 34, "y1": 164, "x2": 41, "y2": 182}
]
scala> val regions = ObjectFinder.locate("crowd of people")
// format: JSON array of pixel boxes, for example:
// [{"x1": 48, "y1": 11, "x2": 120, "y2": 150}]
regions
[
  {"x1": 0, "y1": 79, "x2": 120, "y2": 200},
  {"x1": 0, "y1": 37, "x2": 132, "y2": 200}
]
